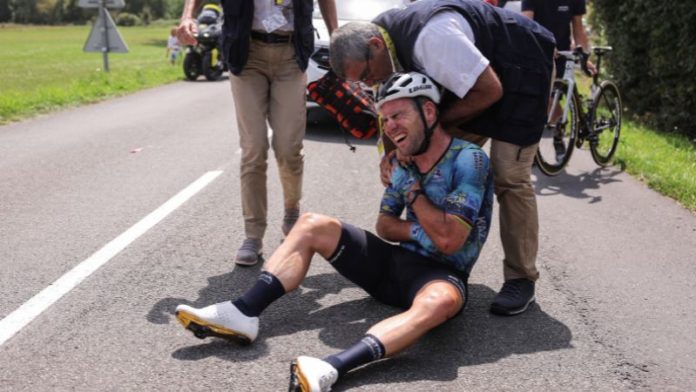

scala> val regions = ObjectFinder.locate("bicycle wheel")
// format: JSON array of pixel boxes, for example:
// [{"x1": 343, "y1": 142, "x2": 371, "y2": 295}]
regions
[
  {"x1": 535, "y1": 80, "x2": 578, "y2": 176},
  {"x1": 589, "y1": 80, "x2": 622, "y2": 166}
]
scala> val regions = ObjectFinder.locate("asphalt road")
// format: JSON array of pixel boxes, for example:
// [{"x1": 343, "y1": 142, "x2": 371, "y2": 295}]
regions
[{"x1": 1, "y1": 80, "x2": 695, "y2": 391}]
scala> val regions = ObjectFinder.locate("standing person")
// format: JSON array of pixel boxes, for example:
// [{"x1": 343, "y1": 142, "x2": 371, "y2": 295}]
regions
[
  {"x1": 329, "y1": 0, "x2": 555, "y2": 316},
  {"x1": 176, "y1": 0, "x2": 337, "y2": 266},
  {"x1": 174, "y1": 72, "x2": 494, "y2": 391},
  {"x1": 521, "y1": 0, "x2": 594, "y2": 73},
  {"x1": 166, "y1": 27, "x2": 180, "y2": 65},
  {"x1": 521, "y1": 0, "x2": 595, "y2": 158}
]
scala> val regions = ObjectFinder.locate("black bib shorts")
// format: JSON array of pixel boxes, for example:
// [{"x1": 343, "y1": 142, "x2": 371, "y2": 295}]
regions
[{"x1": 325, "y1": 222, "x2": 469, "y2": 310}]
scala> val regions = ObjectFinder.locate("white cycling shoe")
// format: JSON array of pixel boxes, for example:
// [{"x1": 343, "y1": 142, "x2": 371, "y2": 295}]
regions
[
  {"x1": 288, "y1": 356, "x2": 338, "y2": 392},
  {"x1": 175, "y1": 301, "x2": 259, "y2": 344}
]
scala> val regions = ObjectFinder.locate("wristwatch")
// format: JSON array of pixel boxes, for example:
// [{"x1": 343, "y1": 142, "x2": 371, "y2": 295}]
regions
[{"x1": 407, "y1": 189, "x2": 426, "y2": 207}]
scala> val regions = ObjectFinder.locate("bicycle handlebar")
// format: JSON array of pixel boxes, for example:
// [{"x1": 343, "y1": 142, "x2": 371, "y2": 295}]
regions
[{"x1": 557, "y1": 46, "x2": 613, "y2": 78}]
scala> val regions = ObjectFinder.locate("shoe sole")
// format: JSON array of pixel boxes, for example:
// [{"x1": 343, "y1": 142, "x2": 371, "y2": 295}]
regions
[
  {"x1": 490, "y1": 297, "x2": 536, "y2": 316},
  {"x1": 288, "y1": 361, "x2": 310, "y2": 392},
  {"x1": 175, "y1": 310, "x2": 252, "y2": 345}
]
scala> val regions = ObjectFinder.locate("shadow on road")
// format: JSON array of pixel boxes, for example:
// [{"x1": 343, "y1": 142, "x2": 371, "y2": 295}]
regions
[
  {"x1": 533, "y1": 164, "x2": 624, "y2": 203},
  {"x1": 149, "y1": 269, "x2": 572, "y2": 388}
]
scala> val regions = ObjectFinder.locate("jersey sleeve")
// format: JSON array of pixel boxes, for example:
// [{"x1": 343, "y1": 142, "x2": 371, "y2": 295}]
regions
[
  {"x1": 379, "y1": 158, "x2": 411, "y2": 217},
  {"x1": 442, "y1": 147, "x2": 491, "y2": 228}
]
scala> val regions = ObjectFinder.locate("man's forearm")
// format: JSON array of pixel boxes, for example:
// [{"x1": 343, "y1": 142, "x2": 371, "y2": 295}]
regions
[
  {"x1": 440, "y1": 90, "x2": 493, "y2": 128},
  {"x1": 181, "y1": 0, "x2": 202, "y2": 20},
  {"x1": 572, "y1": 16, "x2": 591, "y2": 53},
  {"x1": 317, "y1": 0, "x2": 338, "y2": 34},
  {"x1": 439, "y1": 66, "x2": 502, "y2": 129}
]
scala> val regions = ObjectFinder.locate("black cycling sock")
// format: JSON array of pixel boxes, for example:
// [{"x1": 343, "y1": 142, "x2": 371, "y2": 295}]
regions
[
  {"x1": 233, "y1": 271, "x2": 286, "y2": 317},
  {"x1": 323, "y1": 334, "x2": 386, "y2": 376}
]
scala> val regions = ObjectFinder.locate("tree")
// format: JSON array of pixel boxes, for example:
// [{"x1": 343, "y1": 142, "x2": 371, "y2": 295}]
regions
[
  {"x1": 9, "y1": 0, "x2": 36, "y2": 23},
  {"x1": 593, "y1": 1, "x2": 696, "y2": 138},
  {"x1": 0, "y1": 0, "x2": 11, "y2": 23}
]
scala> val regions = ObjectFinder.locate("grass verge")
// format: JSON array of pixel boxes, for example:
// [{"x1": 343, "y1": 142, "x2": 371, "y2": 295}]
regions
[
  {"x1": 0, "y1": 23, "x2": 182, "y2": 123},
  {"x1": 615, "y1": 121, "x2": 696, "y2": 212}
]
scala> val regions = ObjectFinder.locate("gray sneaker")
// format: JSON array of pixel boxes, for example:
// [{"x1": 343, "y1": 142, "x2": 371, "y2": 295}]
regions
[
  {"x1": 490, "y1": 278, "x2": 535, "y2": 316},
  {"x1": 235, "y1": 238, "x2": 262, "y2": 266},
  {"x1": 282, "y1": 208, "x2": 300, "y2": 237}
]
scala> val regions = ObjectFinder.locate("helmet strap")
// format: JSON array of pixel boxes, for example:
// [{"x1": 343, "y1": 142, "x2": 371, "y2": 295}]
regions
[{"x1": 413, "y1": 100, "x2": 438, "y2": 156}]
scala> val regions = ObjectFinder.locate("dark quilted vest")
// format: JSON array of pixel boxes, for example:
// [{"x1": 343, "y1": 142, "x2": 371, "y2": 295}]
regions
[{"x1": 221, "y1": 0, "x2": 315, "y2": 75}]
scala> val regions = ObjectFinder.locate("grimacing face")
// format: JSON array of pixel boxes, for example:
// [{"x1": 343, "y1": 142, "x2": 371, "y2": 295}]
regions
[{"x1": 379, "y1": 98, "x2": 426, "y2": 157}]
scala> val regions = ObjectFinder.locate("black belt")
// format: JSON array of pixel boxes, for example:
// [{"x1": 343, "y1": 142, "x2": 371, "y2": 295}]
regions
[{"x1": 250, "y1": 31, "x2": 292, "y2": 44}]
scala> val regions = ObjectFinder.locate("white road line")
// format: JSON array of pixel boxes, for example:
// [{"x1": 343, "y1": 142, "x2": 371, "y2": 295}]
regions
[{"x1": 0, "y1": 170, "x2": 223, "y2": 346}]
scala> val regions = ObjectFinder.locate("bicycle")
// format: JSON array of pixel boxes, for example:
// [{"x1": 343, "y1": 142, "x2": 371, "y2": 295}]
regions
[{"x1": 535, "y1": 47, "x2": 623, "y2": 176}]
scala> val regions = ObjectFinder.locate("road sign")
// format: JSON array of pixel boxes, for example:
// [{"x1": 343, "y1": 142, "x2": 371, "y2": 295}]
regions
[
  {"x1": 83, "y1": 9, "x2": 128, "y2": 54},
  {"x1": 78, "y1": 0, "x2": 125, "y2": 8}
]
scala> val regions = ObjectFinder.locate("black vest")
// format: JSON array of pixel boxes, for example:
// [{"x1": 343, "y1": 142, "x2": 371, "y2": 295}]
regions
[
  {"x1": 221, "y1": 0, "x2": 315, "y2": 75},
  {"x1": 374, "y1": 0, "x2": 556, "y2": 146}
]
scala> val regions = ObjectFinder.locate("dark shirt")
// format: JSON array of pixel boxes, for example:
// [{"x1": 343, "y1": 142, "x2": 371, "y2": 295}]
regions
[{"x1": 521, "y1": 0, "x2": 586, "y2": 50}]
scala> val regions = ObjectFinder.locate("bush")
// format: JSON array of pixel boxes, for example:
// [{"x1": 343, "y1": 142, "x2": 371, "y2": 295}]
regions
[
  {"x1": 115, "y1": 12, "x2": 141, "y2": 26},
  {"x1": 592, "y1": 1, "x2": 696, "y2": 139}
]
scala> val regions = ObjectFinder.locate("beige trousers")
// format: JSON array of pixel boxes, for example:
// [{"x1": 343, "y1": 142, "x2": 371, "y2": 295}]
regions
[
  {"x1": 456, "y1": 133, "x2": 540, "y2": 281},
  {"x1": 230, "y1": 39, "x2": 307, "y2": 240}
]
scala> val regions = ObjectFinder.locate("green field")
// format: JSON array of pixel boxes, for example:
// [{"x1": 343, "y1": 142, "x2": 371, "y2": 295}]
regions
[{"x1": 0, "y1": 23, "x2": 182, "y2": 123}]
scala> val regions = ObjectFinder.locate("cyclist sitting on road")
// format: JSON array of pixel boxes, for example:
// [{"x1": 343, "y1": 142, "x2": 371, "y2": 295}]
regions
[
  {"x1": 329, "y1": 0, "x2": 555, "y2": 317},
  {"x1": 174, "y1": 72, "x2": 494, "y2": 392}
]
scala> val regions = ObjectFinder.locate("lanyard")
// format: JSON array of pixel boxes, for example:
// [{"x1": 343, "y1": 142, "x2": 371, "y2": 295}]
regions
[{"x1": 377, "y1": 26, "x2": 402, "y2": 73}]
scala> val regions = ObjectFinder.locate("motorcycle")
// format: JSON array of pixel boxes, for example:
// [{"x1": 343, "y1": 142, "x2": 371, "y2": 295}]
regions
[{"x1": 182, "y1": 20, "x2": 226, "y2": 81}]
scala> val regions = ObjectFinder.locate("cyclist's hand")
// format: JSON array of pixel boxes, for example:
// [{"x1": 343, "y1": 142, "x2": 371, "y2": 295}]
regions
[{"x1": 177, "y1": 18, "x2": 198, "y2": 46}]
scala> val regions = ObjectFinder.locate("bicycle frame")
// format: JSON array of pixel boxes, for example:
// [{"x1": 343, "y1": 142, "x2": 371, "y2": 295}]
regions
[
  {"x1": 535, "y1": 46, "x2": 621, "y2": 174},
  {"x1": 554, "y1": 50, "x2": 603, "y2": 142}
]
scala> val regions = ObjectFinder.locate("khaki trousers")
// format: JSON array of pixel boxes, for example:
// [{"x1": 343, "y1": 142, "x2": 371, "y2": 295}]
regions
[
  {"x1": 456, "y1": 133, "x2": 540, "y2": 281},
  {"x1": 230, "y1": 39, "x2": 306, "y2": 240}
]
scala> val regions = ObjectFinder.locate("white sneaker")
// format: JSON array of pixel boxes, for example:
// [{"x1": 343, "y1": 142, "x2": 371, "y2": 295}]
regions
[
  {"x1": 289, "y1": 356, "x2": 338, "y2": 392},
  {"x1": 175, "y1": 301, "x2": 259, "y2": 344}
]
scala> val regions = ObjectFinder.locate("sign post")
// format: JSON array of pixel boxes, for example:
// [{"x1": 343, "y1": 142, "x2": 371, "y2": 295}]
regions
[{"x1": 80, "y1": 0, "x2": 128, "y2": 72}]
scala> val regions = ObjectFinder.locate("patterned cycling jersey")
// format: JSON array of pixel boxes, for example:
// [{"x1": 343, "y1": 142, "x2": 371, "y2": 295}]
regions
[{"x1": 380, "y1": 138, "x2": 494, "y2": 275}]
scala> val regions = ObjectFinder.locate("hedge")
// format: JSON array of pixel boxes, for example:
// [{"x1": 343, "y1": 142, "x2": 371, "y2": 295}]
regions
[{"x1": 592, "y1": 1, "x2": 696, "y2": 139}]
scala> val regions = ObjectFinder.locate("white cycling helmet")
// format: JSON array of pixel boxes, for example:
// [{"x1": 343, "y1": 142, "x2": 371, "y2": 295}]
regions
[{"x1": 375, "y1": 72, "x2": 441, "y2": 112}]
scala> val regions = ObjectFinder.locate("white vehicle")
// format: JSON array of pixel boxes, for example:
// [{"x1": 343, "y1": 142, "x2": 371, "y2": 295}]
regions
[{"x1": 306, "y1": 0, "x2": 406, "y2": 110}]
